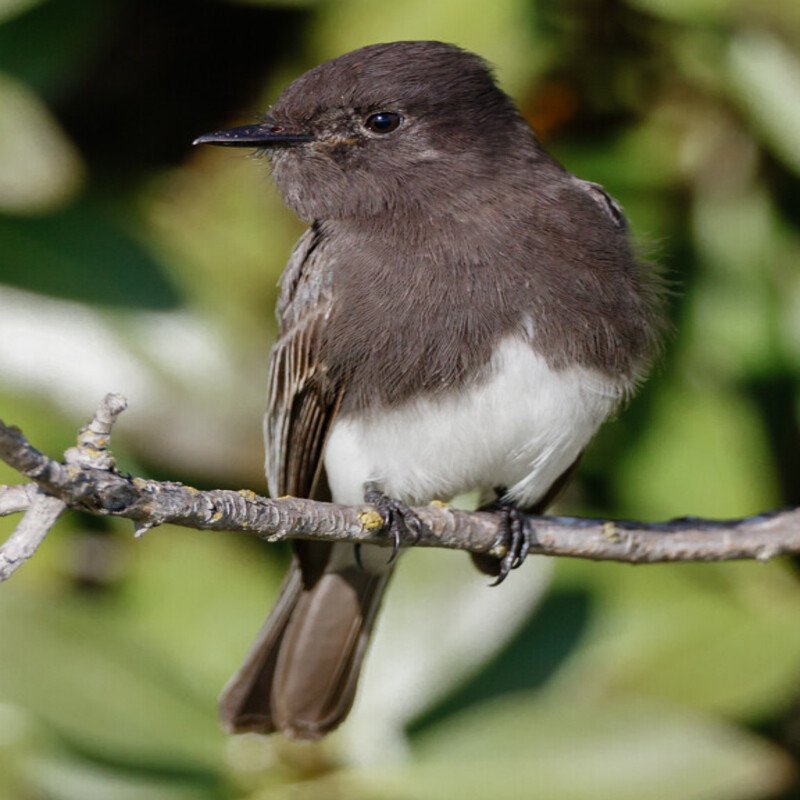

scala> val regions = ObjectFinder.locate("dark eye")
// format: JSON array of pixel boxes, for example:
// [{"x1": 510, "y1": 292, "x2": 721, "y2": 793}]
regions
[{"x1": 364, "y1": 111, "x2": 402, "y2": 134}]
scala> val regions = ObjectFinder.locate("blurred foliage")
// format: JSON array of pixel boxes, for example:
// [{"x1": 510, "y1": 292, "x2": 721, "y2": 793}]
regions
[{"x1": 1, "y1": 0, "x2": 800, "y2": 798}]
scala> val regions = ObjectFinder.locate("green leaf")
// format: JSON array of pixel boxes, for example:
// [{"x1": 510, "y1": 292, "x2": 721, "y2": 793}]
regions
[
  {"x1": 728, "y1": 31, "x2": 800, "y2": 175},
  {"x1": 0, "y1": 589, "x2": 224, "y2": 771},
  {"x1": 323, "y1": 695, "x2": 790, "y2": 800},
  {"x1": 0, "y1": 0, "x2": 45, "y2": 25},
  {"x1": 144, "y1": 149, "x2": 301, "y2": 342},
  {"x1": 686, "y1": 185, "x2": 784, "y2": 378},
  {"x1": 308, "y1": 0, "x2": 538, "y2": 96},
  {"x1": 0, "y1": 0, "x2": 109, "y2": 100},
  {"x1": 20, "y1": 756, "x2": 219, "y2": 800},
  {"x1": 626, "y1": 0, "x2": 737, "y2": 23},
  {"x1": 0, "y1": 197, "x2": 181, "y2": 308},
  {"x1": 0, "y1": 70, "x2": 84, "y2": 212},
  {"x1": 615, "y1": 380, "x2": 778, "y2": 519},
  {"x1": 553, "y1": 558, "x2": 800, "y2": 721},
  {"x1": 117, "y1": 527, "x2": 286, "y2": 703}
]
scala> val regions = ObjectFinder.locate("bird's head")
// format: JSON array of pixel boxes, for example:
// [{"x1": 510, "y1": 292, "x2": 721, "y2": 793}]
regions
[{"x1": 194, "y1": 41, "x2": 534, "y2": 222}]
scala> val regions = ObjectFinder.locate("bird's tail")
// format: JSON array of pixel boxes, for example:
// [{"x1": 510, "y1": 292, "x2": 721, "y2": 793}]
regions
[{"x1": 219, "y1": 543, "x2": 392, "y2": 740}]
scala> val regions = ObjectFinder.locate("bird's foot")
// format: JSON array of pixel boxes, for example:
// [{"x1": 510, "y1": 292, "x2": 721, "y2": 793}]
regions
[
  {"x1": 355, "y1": 481, "x2": 425, "y2": 568},
  {"x1": 471, "y1": 498, "x2": 531, "y2": 585},
  {"x1": 491, "y1": 504, "x2": 531, "y2": 585}
]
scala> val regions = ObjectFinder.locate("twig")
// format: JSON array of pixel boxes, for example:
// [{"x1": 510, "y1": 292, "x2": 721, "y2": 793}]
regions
[
  {"x1": 0, "y1": 484, "x2": 37, "y2": 516},
  {"x1": 0, "y1": 490, "x2": 65, "y2": 580},
  {"x1": 0, "y1": 393, "x2": 128, "y2": 581},
  {"x1": 1, "y1": 394, "x2": 799, "y2": 583}
]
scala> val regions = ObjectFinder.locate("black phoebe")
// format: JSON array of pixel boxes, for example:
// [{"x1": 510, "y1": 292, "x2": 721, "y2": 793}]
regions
[{"x1": 194, "y1": 41, "x2": 665, "y2": 740}]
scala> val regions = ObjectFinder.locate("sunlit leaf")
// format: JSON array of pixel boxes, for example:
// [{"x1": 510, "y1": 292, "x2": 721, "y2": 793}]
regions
[
  {"x1": 728, "y1": 31, "x2": 800, "y2": 175},
  {"x1": 627, "y1": 0, "x2": 737, "y2": 23},
  {"x1": 297, "y1": 695, "x2": 790, "y2": 800},
  {"x1": 615, "y1": 379, "x2": 778, "y2": 519},
  {"x1": 0, "y1": 0, "x2": 44, "y2": 25},
  {"x1": 0, "y1": 590, "x2": 225, "y2": 770},
  {"x1": 20, "y1": 755, "x2": 218, "y2": 800},
  {"x1": 0, "y1": 70, "x2": 83, "y2": 212},
  {"x1": 688, "y1": 186, "x2": 783, "y2": 378},
  {"x1": 145, "y1": 151, "x2": 301, "y2": 343},
  {"x1": 553, "y1": 558, "x2": 800, "y2": 721},
  {"x1": 309, "y1": 0, "x2": 538, "y2": 96},
  {"x1": 118, "y1": 527, "x2": 286, "y2": 703}
]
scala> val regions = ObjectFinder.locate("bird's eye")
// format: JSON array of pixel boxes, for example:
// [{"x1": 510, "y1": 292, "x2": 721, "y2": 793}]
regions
[{"x1": 364, "y1": 112, "x2": 402, "y2": 134}]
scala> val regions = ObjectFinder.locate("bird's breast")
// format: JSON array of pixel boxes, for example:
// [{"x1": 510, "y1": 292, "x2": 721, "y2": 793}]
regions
[{"x1": 323, "y1": 336, "x2": 625, "y2": 508}]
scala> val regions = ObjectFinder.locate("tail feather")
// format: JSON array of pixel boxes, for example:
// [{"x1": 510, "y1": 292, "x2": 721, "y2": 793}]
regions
[
  {"x1": 220, "y1": 543, "x2": 392, "y2": 739},
  {"x1": 218, "y1": 565, "x2": 303, "y2": 734}
]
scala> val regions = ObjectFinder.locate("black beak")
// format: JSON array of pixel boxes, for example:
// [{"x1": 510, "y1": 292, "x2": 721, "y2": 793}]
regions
[{"x1": 193, "y1": 122, "x2": 314, "y2": 148}]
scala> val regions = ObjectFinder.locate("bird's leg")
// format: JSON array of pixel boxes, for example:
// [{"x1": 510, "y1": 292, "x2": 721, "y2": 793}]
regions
[
  {"x1": 472, "y1": 488, "x2": 532, "y2": 585},
  {"x1": 356, "y1": 481, "x2": 425, "y2": 568}
]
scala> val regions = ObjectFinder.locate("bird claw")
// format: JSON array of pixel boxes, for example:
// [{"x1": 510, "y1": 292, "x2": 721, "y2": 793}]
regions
[
  {"x1": 356, "y1": 481, "x2": 425, "y2": 567},
  {"x1": 489, "y1": 505, "x2": 531, "y2": 586},
  {"x1": 353, "y1": 543, "x2": 365, "y2": 571}
]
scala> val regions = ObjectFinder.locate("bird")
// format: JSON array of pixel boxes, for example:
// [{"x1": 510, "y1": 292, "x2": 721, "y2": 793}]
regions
[{"x1": 193, "y1": 40, "x2": 665, "y2": 741}]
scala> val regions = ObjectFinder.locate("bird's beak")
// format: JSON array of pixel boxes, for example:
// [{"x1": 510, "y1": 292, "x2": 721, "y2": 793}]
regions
[{"x1": 192, "y1": 123, "x2": 314, "y2": 148}]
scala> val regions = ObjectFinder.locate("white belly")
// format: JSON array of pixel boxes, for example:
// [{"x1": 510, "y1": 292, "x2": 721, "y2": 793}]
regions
[{"x1": 324, "y1": 337, "x2": 626, "y2": 508}]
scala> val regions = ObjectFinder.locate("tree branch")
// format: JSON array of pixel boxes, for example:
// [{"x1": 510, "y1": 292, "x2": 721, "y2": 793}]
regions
[
  {"x1": 0, "y1": 483, "x2": 37, "y2": 516},
  {"x1": 0, "y1": 488, "x2": 65, "y2": 580},
  {"x1": 1, "y1": 394, "x2": 799, "y2": 582}
]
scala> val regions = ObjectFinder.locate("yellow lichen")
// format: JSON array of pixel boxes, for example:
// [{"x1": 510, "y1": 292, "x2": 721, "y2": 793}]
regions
[
  {"x1": 602, "y1": 521, "x2": 621, "y2": 543},
  {"x1": 359, "y1": 510, "x2": 384, "y2": 530}
]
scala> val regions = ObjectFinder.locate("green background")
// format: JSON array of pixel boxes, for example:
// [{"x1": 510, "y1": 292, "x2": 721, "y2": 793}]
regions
[{"x1": 1, "y1": 0, "x2": 800, "y2": 797}]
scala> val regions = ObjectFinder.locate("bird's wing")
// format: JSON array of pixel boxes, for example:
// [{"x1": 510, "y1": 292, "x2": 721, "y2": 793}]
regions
[
  {"x1": 265, "y1": 224, "x2": 340, "y2": 500},
  {"x1": 569, "y1": 176, "x2": 627, "y2": 230}
]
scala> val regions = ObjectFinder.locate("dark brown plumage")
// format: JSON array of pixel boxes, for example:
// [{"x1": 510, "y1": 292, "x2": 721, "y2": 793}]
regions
[{"x1": 196, "y1": 40, "x2": 666, "y2": 741}]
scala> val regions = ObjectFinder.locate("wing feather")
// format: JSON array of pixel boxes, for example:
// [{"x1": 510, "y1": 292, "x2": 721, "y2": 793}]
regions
[{"x1": 264, "y1": 225, "x2": 340, "y2": 500}]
